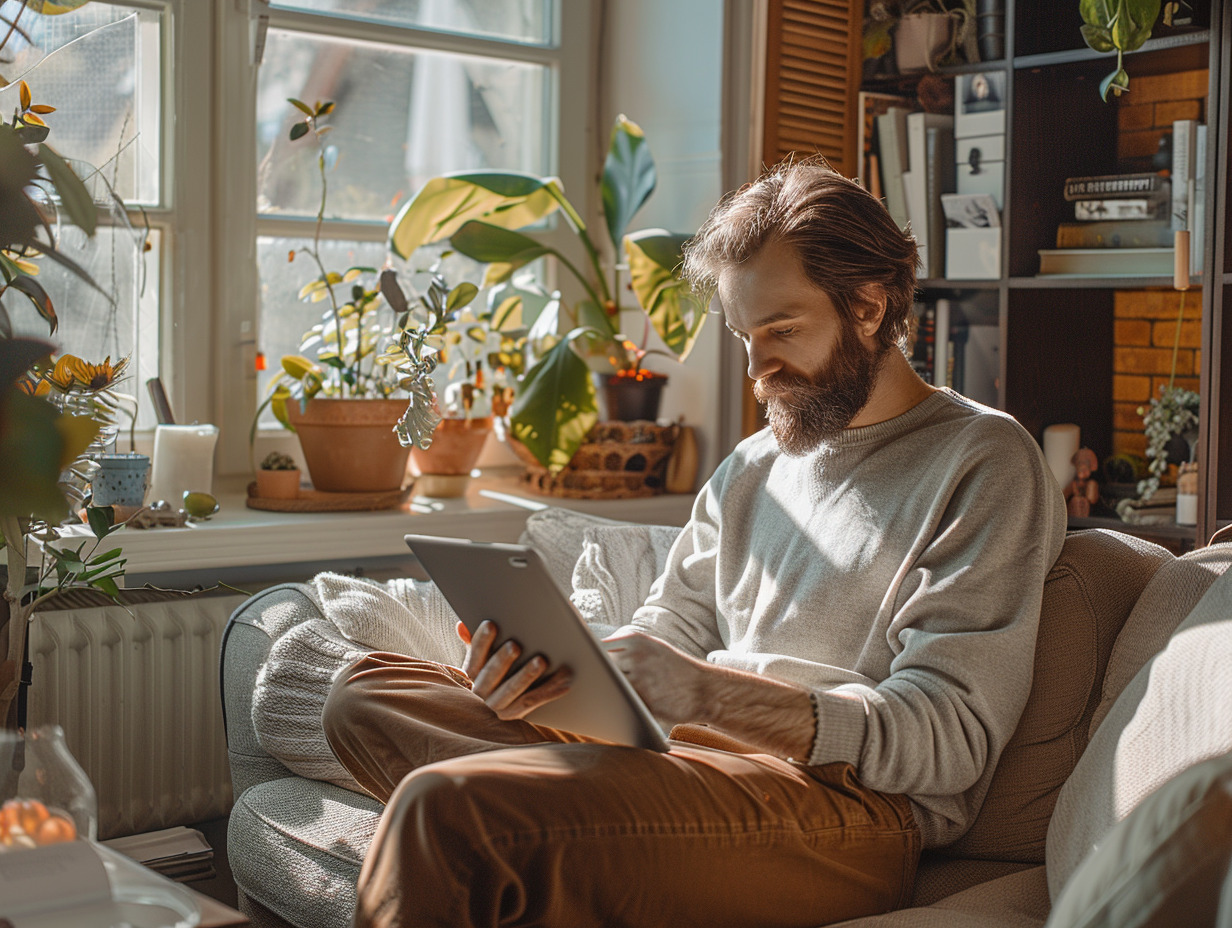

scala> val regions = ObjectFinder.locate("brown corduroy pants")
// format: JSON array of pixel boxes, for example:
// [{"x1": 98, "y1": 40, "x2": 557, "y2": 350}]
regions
[{"x1": 323, "y1": 652, "x2": 921, "y2": 928}]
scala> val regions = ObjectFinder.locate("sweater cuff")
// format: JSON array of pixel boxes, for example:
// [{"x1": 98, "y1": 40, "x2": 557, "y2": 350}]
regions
[{"x1": 806, "y1": 690, "x2": 869, "y2": 768}]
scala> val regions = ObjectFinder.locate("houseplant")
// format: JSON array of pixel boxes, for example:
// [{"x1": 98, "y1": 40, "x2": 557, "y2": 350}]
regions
[
  {"x1": 863, "y1": 0, "x2": 976, "y2": 72},
  {"x1": 255, "y1": 451, "x2": 300, "y2": 500},
  {"x1": 1079, "y1": 0, "x2": 1162, "y2": 100},
  {"x1": 255, "y1": 99, "x2": 416, "y2": 493},
  {"x1": 387, "y1": 115, "x2": 707, "y2": 473}
]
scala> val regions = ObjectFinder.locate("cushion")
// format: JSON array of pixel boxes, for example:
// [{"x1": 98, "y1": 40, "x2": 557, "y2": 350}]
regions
[
  {"x1": 945, "y1": 530, "x2": 1171, "y2": 862},
  {"x1": 569, "y1": 522, "x2": 682, "y2": 635},
  {"x1": 229, "y1": 777, "x2": 382, "y2": 928},
  {"x1": 831, "y1": 866, "x2": 1050, "y2": 928},
  {"x1": 1046, "y1": 567, "x2": 1232, "y2": 896},
  {"x1": 518, "y1": 507, "x2": 625, "y2": 594},
  {"x1": 1045, "y1": 751, "x2": 1232, "y2": 928},
  {"x1": 1088, "y1": 543, "x2": 1232, "y2": 739}
]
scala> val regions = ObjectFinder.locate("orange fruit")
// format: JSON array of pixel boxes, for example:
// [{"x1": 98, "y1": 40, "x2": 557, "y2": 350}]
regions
[{"x1": 34, "y1": 815, "x2": 75, "y2": 845}]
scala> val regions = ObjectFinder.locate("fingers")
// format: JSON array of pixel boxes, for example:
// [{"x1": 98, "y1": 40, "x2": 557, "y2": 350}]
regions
[
  {"x1": 461, "y1": 620, "x2": 498, "y2": 681},
  {"x1": 493, "y1": 667, "x2": 573, "y2": 721},
  {"x1": 470, "y1": 638, "x2": 522, "y2": 699}
]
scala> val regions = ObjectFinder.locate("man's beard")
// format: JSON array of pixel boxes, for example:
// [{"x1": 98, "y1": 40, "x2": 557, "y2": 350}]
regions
[{"x1": 754, "y1": 325, "x2": 888, "y2": 456}]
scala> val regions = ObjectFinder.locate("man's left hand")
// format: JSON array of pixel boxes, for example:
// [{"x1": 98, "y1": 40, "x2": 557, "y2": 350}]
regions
[{"x1": 601, "y1": 630, "x2": 709, "y2": 728}]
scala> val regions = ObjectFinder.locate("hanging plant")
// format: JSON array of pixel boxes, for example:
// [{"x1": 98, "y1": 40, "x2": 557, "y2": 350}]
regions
[{"x1": 1079, "y1": 0, "x2": 1162, "y2": 100}]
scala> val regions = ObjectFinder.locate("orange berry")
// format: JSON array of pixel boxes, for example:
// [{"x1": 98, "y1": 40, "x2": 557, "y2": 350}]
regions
[
  {"x1": 35, "y1": 815, "x2": 75, "y2": 845},
  {"x1": 16, "y1": 800, "x2": 50, "y2": 835}
]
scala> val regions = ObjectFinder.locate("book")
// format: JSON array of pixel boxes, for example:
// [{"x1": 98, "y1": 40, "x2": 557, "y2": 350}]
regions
[
  {"x1": 1063, "y1": 172, "x2": 1168, "y2": 200},
  {"x1": 933, "y1": 298, "x2": 952, "y2": 388},
  {"x1": 1171, "y1": 118, "x2": 1197, "y2": 232},
  {"x1": 903, "y1": 111, "x2": 953, "y2": 279},
  {"x1": 857, "y1": 92, "x2": 911, "y2": 190},
  {"x1": 875, "y1": 106, "x2": 911, "y2": 231},
  {"x1": 1074, "y1": 198, "x2": 1168, "y2": 221},
  {"x1": 1037, "y1": 247, "x2": 1175, "y2": 276},
  {"x1": 1192, "y1": 123, "x2": 1207, "y2": 276},
  {"x1": 924, "y1": 124, "x2": 956, "y2": 279},
  {"x1": 1055, "y1": 219, "x2": 1172, "y2": 249}
]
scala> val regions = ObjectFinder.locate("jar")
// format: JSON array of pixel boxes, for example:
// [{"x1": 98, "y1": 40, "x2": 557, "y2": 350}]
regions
[{"x1": 0, "y1": 725, "x2": 98, "y2": 850}]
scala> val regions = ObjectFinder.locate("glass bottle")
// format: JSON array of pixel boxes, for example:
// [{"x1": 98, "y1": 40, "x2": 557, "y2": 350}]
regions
[{"x1": 0, "y1": 725, "x2": 98, "y2": 850}]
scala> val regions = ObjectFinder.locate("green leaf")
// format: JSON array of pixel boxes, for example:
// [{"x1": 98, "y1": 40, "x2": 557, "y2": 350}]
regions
[
  {"x1": 288, "y1": 98, "x2": 313, "y2": 116},
  {"x1": 94, "y1": 576, "x2": 121, "y2": 599},
  {"x1": 1100, "y1": 66, "x2": 1130, "y2": 100},
  {"x1": 449, "y1": 221, "x2": 552, "y2": 287},
  {"x1": 601, "y1": 115, "x2": 657, "y2": 250},
  {"x1": 510, "y1": 331, "x2": 598, "y2": 473},
  {"x1": 388, "y1": 171, "x2": 565, "y2": 259},
  {"x1": 445, "y1": 281, "x2": 479, "y2": 312},
  {"x1": 22, "y1": 1, "x2": 91, "y2": 14},
  {"x1": 86, "y1": 504, "x2": 115, "y2": 538},
  {"x1": 1079, "y1": 23, "x2": 1116, "y2": 52},
  {"x1": 89, "y1": 547, "x2": 123, "y2": 564},
  {"x1": 624, "y1": 230, "x2": 708, "y2": 360},
  {"x1": 4, "y1": 273, "x2": 56, "y2": 334},
  {"x1": 289, "y1": 121, "x2": 310, "y2": 141},
  {"x1": 486, "y1": 278, "x2": 552, "y2": 332},
  {"x1": 37, "y1": 143, "x2": 96, "y2": 235}
]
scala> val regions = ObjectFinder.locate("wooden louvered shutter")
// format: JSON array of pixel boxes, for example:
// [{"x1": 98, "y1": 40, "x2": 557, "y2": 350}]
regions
[{"x1": 761, "y1": 0, "x2": 862, "y2": 175}]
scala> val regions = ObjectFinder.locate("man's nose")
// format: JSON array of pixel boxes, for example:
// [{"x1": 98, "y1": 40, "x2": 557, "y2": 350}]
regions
[{"x1": 745, "y1": 336, "x2": 782, "y2": 382}]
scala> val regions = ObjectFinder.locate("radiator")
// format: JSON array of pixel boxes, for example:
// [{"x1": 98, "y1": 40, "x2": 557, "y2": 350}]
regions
[{"x1": 25, "y1": 592, "x2": 249, "y2": 839}]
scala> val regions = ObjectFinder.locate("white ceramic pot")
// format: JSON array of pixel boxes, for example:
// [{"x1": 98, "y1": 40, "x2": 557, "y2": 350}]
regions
[{"x1": 895, "y1": 13, "x2": 955, "y2": 72}]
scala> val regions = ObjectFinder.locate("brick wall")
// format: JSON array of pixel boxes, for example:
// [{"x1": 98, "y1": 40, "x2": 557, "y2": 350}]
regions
[
  {"x1": 1108, "y1": 69, "x2": 1207, "y2": 460},
  {"x1": 1112, "y1": 289, "x2": 1201, "y2": 458}
]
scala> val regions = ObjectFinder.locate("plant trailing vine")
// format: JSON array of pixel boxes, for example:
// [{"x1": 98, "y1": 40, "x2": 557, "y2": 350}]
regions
[{"x1": 1136, "y1": 289, "x2": 1199, "y2": 501}]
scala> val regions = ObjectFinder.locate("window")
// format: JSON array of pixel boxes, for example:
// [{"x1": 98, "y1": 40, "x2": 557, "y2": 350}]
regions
[{"x1": 3, "y1": 0, "x2": 593, "y2": 469}]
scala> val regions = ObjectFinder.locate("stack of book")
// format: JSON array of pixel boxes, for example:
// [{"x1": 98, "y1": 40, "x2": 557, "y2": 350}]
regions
[
  {"x1": 101, "y1": 825, "x2": 216, "y2": 883},
  {"x1": 874, "y1": 108, "x2": 955, "y2": 279},
  {"x1": 1038, "y1": 119, "x2": 1207, "y2": 277}
]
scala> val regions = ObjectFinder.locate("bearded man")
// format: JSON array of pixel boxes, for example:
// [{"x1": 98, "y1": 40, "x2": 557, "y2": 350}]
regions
[{"x1": 323, "y1": 160, "x2": 1067, "y2": 928}]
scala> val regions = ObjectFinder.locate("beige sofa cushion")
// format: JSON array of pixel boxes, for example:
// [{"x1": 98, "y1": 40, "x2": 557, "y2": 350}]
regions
[
  {"x1": 946, "y1": 531, "x2": 1171, "y2": 862},
  {"x1": 832, "y1": 866, "x2": 1050, "y2": 928},
  {"x1": 1088, "y1": 543, "x2": 1232, "y2": 739},
  {"x1": 1045, "y1": 567, "x2": 1232, "y2": 896},
  {"x1": 1045, "y1": 751, "x2": 1232, "y2": 928}
]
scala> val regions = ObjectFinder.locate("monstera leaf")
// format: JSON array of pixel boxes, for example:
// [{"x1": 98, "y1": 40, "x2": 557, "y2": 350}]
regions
[
  {"x1": 388, "y1": 172, "x2": 565, "y2": 259},
  {"x1": 625, "y1": 230, "x2": 707, "y2": 360},
  {"x1": 510, "y1": 331, "x2": 597, "y2": 473}
]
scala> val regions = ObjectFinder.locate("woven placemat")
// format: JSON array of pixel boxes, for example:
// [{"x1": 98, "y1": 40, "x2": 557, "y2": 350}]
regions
[{"x1": 245, "y1": 481, "x2": 411, "y2": 512}]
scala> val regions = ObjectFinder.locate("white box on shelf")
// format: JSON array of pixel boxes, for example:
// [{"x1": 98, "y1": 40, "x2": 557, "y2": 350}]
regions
[
  {"x1": 955, "y1": 72, "x2": 1006, "y2": 138},
  {"x1": 946, "y1": 227, "x2": 1001, "y2": 279},
  {"x1": 956, "y1": 134, "x2": 1005, "y2": 210}
]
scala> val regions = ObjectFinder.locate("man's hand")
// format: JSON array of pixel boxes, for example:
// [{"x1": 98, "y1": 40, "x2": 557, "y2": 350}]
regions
[
  {"x1": 457, "y1": 620, "x2": 572, "y2": 721},
  {"x1": 603, "y1": 629, "x2": 815, "y2": 760}
]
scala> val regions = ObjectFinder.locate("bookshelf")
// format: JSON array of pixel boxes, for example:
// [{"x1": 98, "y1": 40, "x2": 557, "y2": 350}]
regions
[{"x1": 854, "y1": 0, "x2": 1228, "y2": 550}]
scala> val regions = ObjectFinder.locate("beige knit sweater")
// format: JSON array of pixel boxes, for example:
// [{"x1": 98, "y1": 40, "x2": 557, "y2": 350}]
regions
[{"x1": 629, "y1": 389, "x2": 1067, "y2": 847}]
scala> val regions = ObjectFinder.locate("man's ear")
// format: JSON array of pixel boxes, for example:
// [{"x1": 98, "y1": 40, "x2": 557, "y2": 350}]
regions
[{"x1": 851, "y1": 285, "x2": 887, "y2": 338}]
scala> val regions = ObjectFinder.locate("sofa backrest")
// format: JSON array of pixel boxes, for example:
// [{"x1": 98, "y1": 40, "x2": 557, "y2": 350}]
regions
[{"x1": 945, "y1": 529, "x2": 1173, "y2": 862}]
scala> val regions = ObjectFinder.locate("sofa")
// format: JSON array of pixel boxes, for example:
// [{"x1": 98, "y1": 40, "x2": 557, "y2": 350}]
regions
[{"x1": 220, "y1": 507, "x2": 1232, "y2": 928}]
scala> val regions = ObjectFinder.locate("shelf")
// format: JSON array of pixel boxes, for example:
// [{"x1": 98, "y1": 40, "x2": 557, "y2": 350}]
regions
[
  {"x1": 1009, "y1": 276, "x2": 1188, "y2": 289},
  {"x1": 917, "y1": 278, "x2": 1001, "y2": 290},
  {"x1": 1013, "y1": 30, "x2": 1210, "y2": 71}
]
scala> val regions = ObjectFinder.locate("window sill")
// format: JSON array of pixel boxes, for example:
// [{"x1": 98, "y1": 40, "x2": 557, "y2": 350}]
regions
[{"x1": 51, "y1": 472, "x2": 696, "y2": 587}]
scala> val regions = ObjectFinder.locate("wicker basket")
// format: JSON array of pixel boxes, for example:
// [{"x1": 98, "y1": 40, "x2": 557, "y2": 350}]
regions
[{"x1": 512, "y1": 420, "x2": 680, "y2": 499}]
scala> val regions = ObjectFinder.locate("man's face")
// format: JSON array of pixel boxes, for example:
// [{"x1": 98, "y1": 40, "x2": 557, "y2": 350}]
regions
[{"x1": 718, "y1": 242, "x2": 887, "y2": 455}]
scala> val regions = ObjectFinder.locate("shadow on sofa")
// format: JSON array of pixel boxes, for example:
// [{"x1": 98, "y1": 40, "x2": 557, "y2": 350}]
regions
[{"x1": 219, "y1": 509, "x2": 1232, "y2": 928}]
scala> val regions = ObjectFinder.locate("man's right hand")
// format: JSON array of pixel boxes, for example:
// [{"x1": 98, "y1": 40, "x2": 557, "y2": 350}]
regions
[{"x1": 457, "y1": 620, "x2": 573, "y2": 721}]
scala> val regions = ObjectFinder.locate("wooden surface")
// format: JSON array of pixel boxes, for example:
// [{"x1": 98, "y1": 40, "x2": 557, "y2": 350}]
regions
[{"x1": 245, "y1": 481, "x2": 412, "y2": 512}]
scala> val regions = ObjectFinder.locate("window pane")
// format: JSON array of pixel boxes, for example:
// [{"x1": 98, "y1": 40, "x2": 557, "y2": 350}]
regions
[
  {"x1": 256, "y1": 235, "x2": 489, "y2": 426},
  {"x1": 256, "y1": 30, "x2": 550, "y2": 221},
  {"x1": 269, "y1": 0, "x2": 552, "y2": 46},
  {"x1": 0, "y1": 2, "x2": 162, "y2": 205},
  {"x1": 7, "y1": 225, "x2": 161, "y2": 430}
]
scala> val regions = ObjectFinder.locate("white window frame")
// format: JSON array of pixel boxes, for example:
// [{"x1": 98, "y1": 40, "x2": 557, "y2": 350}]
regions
[{"x1": 211, "y1": 0, "x2": 599, "y2": 475}]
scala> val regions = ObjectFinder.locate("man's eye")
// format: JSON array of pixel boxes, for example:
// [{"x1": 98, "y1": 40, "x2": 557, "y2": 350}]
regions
[{"x1": 771, "y1": 327, "x2": 796, "y2": 337}]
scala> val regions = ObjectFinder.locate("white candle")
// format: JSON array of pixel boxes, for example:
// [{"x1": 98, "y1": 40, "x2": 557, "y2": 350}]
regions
[
  {"x1": 1043, "y1": 423, "x2": 1080, "y2": 489},
  {"x1": 148, "y1": 424, "x2": 220, "y2": 505}
]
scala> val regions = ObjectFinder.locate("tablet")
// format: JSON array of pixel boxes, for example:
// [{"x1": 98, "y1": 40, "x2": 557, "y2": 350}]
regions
[{"x1": 404, "y1": 534, "x2": 670, "y2": 752}]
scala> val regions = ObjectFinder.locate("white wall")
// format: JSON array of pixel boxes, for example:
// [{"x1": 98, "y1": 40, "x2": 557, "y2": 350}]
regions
[{"x1": 600, "y1": 0, "x2": 728, "y2": 481}]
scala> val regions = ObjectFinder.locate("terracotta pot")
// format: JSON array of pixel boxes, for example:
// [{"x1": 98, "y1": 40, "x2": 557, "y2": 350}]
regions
[
  {"x1": 255, "y1": 468, "x2": 301, "y2": 500},
  {"x1": 410, "y1": 416, "x2": 494, "y2": 498},
  {"x1": 286, "y1": 398, "x2": 411, "y2": 493}
]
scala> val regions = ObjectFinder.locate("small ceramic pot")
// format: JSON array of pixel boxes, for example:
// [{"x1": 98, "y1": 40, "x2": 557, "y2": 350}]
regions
[
  {"x1": 895, "y1": 12, "x2": 955, "y2": 72},
  {"x1": 255, "y1": 468, "x2": 301, "y2": 500},
  {"x1": 91, "y1": 453, "x2": 150, "y2": 507},
  {"x1": 409, "y1": 416, "x2": 494, "y2": 498}
]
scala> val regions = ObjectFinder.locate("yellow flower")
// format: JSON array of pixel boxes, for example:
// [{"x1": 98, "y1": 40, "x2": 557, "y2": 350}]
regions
[{"x1": 44, "y1": 354, "x2": 130, "y2": 392}]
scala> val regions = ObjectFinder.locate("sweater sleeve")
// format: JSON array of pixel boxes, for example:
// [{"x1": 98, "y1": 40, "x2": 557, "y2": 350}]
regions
[
  {"x1": 808, "y1": 420, "x2": 1067, "y2": 800},
  {"x1": 624, "y1": 463, "x2": 731, "y2": 659}
]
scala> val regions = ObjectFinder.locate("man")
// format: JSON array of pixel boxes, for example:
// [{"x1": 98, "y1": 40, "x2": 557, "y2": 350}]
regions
[{"x1": 323, "y1": 160, "x2": 1067, "y2": 928}]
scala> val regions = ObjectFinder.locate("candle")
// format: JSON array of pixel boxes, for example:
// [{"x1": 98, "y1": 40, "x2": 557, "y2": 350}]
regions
[
  {"x1": 148, "y1": 424, "x2": 219, "y2": 505},
  {"x1": 1043, "y1": 423, "x2": 1080, "y2": 489}
]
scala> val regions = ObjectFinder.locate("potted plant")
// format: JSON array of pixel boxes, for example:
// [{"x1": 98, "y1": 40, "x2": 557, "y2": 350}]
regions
[
  {"x1": 255, "y1": 451, "x2": 301, "y2": 500},
  {"x1": 863, "y1": 0, "x2": 975, "y2": 73},
  {"x1": 1079, "y1": 0, "x2": 1162, "y2": 100},
  {"x1": 253, "y1": 99, "x2": 415, "y2": 494},
  {"x1": 387, "y1": 115, "x2": 708, "y2": 473}
]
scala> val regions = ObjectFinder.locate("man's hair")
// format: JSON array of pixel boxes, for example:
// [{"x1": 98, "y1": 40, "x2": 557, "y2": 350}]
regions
[{"x1": 681, "y1": 158, "x2": 919, "y2": 350}]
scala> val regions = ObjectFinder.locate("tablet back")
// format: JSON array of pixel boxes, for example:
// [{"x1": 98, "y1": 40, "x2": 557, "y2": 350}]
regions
[{"x1": 404, "y1": 534, "x2": 669, "y2": 752}]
